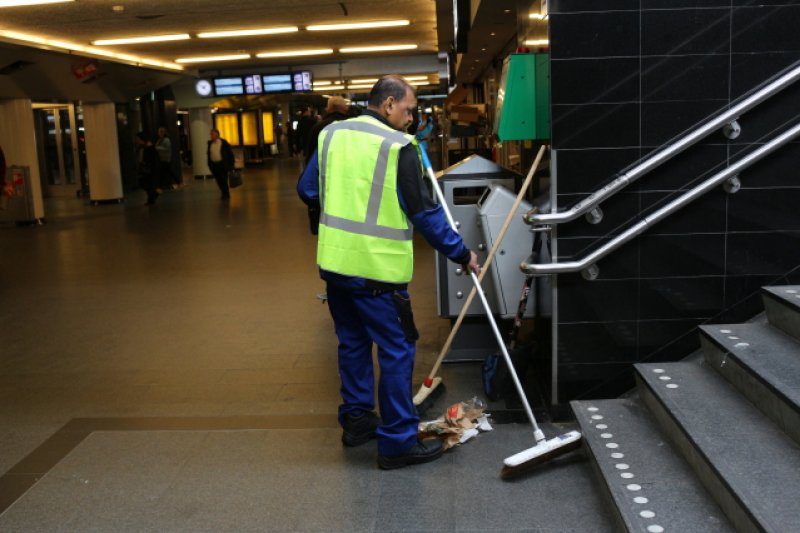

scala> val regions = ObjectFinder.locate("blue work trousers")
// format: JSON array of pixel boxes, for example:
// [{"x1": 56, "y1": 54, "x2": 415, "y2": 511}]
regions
[{"x1": 326, "y1": 282, "x2": 419, "y2": 456}]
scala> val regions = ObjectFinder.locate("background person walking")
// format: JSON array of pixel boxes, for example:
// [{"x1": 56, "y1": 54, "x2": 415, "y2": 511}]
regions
[
  {"x1": 207, "y1": 128, "x2": 234, "y2": 200},
  {"x1": 155, "y1": 126, "x2": 180, "y2": 189},
  {"x1": 135, "y1": 132, "x2": 160, "y2": 205}
]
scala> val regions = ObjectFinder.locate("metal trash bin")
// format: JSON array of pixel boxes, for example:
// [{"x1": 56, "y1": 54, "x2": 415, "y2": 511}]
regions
[
  {"x1": 435, "y1": 155, "x2": 520, "y2": 318},
  {"x1": 477, "y1": 184, "x2": 534, "y2": 318},
  {"x1": 433, "y1": 155, "x2": 522, "y2": 361}
]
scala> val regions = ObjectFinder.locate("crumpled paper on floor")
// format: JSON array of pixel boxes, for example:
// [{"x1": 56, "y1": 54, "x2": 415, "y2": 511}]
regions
[{"x1": 418, "y1": 397, "x2": 493, "y2": 450}]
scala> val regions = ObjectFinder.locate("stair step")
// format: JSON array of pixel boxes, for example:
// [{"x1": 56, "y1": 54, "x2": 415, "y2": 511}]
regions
[
  {"x1": 636, "y1": 362, "x2": 800, "y2": 533},
  {"x1": 700, "y1": 322, "x2": 800, "y2": 445},
  {"x1": 571, "y1": 399, "x2": 733, "y2": 533},
  {"x1": 763, "y1": 285, "x2": 800, "y2": 341}
]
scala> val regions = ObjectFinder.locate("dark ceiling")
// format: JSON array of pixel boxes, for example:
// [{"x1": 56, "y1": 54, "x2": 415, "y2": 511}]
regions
[{"x1": 0, "y1": 0, "x2": 438, "y2": 71}]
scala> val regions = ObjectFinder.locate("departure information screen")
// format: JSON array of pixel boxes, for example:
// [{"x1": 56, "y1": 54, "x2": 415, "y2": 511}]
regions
[
  {"x1": 293, "y1": 71, "x2": 312, "y2": 92},
  {"x1": 213, "y1": 77, "x2": 244, "y2": 96},
  {"x1": 204, "y1": 72, "x2": 312, "y2": 97},
  {"x1": 262, "y1": 74, "x2": 293, "y2": 93},
  {"x1": 243, "y1": 74, "x2": 262, "y2": 94}
]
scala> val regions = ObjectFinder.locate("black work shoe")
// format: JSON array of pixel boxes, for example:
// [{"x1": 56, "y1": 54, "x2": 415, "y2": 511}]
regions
[
  {"x1": 341, "y1": 412, "x2": 381, "y2": 447},
  {"x1": 377, "y1": 439, "x2": 444, "y2": 470}
]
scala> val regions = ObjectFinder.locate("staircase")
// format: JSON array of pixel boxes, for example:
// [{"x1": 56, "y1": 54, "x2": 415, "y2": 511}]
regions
[{"x1": 571, "y1": 286, "x2": 800, "y2": 533}]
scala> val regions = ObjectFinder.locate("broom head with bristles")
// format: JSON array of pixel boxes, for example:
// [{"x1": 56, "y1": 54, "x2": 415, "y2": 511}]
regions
[
  {"x1": 501, "y1": 430, "x2": 582, "y2": 479},
  {"x1": 412, "y1": 376, "x2": 445, "y2": 416}
]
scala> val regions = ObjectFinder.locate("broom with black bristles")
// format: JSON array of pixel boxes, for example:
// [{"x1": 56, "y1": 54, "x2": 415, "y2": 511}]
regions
[
  {"x1": 418, "y1": 147, "x2": 582, "y2": 479},
  {"x1": 413, "y1": 146, "x2": 546, "y2": 416}
]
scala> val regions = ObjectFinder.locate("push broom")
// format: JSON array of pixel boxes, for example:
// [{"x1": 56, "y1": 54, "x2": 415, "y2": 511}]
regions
[
  {"x1": 418, "y1": 148, "x2": 582, "y2": 478},
  {"x1": 413, "y1": 146, "x2": 546, "y2": 415}
]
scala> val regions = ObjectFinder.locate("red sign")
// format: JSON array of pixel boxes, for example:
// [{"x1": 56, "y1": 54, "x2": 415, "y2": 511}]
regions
[{"x1": 72, "y1": 60, "x2": 98, "y2": 81}]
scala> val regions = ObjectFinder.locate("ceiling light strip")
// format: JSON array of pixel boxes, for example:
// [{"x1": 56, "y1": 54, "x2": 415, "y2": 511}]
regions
[
  {"x1": 340, "y1": 44, "x2": 417, "y2": 53},
  {"x1": 92, "y1": 34, "x2": 191, "y2": 45},
  {"x1": 307, "y1": 20, "x2": 409, "y2": 31},
  {"x1": 197, "y1": 27, "x2": 299, "y2": 38},
  {"x1": 175, "y1": 53, "x2": 251, "y2": 63},
  {"x1": 0, "y1": 29, "x2": 183, "y2": 70},
  {"x1": 256, "y1": 48, "x2": 333, "y2": 58},
  {"x1": 0, "y1": 0, "x2": 73, "y2": 6}
]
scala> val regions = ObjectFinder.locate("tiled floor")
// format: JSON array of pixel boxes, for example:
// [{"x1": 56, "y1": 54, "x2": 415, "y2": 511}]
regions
[{"x1": 0, "y1": 159, "x2": 612, "y2": 532}]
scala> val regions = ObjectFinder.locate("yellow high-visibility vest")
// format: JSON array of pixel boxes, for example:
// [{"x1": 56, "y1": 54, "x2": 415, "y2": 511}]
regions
[{"x1": 317, "y1": 115, "x2": 416, "y2": 283}]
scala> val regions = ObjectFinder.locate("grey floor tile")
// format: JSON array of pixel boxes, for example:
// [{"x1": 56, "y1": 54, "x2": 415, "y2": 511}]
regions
[{"x1": 0, "y1": 165, "x2": 613, "y2": 532}]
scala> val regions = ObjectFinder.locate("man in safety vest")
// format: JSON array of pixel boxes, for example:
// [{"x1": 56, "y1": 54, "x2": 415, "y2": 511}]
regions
[{"x1": 298, "y1": 75, "x2": 479, "y2": 469}]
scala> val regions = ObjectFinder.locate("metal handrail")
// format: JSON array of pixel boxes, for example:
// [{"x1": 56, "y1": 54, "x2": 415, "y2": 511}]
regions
[
  {"x1": 521, "y1": 120, "x2": 800, "y2": 276},
  {"x1": 526, "y1": 60, "x2": 800, "y2": 226}
]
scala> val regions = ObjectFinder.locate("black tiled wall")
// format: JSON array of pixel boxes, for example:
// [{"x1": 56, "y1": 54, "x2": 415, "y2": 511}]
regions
[{"x1": 549, "y1": 2, "x2": 800, "y2": 402}]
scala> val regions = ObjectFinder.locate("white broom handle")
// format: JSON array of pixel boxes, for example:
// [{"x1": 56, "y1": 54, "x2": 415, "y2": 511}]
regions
[{"x1": 419, "y1": 149, "x2": 542, "y2": 438}]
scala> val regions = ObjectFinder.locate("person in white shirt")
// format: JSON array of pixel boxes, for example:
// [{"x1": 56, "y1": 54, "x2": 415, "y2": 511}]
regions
[{"x1": 206, "y1": 129, "x2": 234, "y2": 200}]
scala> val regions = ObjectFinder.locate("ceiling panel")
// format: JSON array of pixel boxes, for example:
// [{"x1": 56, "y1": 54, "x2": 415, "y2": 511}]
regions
[{"x1": 0, "y1": 0, "x2": 438, "y2": 69}]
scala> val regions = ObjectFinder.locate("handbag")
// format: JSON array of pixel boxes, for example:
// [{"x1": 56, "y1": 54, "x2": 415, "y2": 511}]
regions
[{"x1": 228, "y1": 169, "x2": 243, "y2": 188}]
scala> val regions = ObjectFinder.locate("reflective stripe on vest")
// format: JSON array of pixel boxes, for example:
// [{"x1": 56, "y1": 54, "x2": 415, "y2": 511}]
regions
[{"x1": 319, "y1": 119, "x2": 413, "y2": 241}]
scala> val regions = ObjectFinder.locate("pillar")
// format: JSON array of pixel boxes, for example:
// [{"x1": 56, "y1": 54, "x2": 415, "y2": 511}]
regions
[
  {"x1": 277, "y1": 101, "x2": 290, "y2": 156},
  {"x1": 189, "y1": 108, "x2": 211, "y2": 179},
  {"x1": 83, "y1": 103, "x2": 124, "y2": 203},
  {"x1": 0, "y1": 98, "x2": 45, "y2": 223}
]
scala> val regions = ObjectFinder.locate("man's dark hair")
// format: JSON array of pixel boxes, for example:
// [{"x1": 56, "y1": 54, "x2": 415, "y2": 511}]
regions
[
  {"x1": 210, "y1": 128, "x2": 220, "y2": 135},
  {"x1": 368, "y1": 75, "x2": 415, "y2": 107}
]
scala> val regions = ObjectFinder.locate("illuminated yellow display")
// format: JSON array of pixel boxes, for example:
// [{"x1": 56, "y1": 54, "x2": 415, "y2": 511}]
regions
[
  {"x1": 214, "y1": 114, "x2": 240, "y2": 145},
  {"x1": 241, "y1": 111, "x2": 258, "y2": 145},
  {"x1": 261, "y1": 112, "x2": 274, "y2": 144}
]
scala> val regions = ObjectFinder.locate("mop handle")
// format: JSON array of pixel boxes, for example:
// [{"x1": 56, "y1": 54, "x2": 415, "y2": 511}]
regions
[{"x1": 419, "y1": 149, "x2": 542, "y2": 437}]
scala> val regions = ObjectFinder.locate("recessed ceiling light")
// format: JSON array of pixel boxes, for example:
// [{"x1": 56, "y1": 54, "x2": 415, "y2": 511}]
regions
[
  {"x1": 350, "y1": 78, "x2": 378, "y2": 84},
  {"x1": 92, "y1": 34, "x2": 190, "y2": 45},
  {"x1": 307, "y1": 20, "x2": 410, "y2": 31},
  {"x1": 0, "y1": 0, "x2": 73, "y2": 6},
  {"x1": 256, "y1": 48, "x2": 333, "y2": 58},
  {"x1": 340, "y1": 44, "x2": 417, "y2": 53},
  {"x1": 490, "y1": 32, "x2": 496, "y2": 36},
  {"x1": 175, "y1": 53, "x2": 251, "y2": 63},
  {"x1": 197, "y1": 27, "x2": 298, "y2": 38}
]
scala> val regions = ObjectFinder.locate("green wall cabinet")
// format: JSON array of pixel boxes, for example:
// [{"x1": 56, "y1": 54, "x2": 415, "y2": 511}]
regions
[{"x1": 495, "y1": 53, "x2": 550, "y2": 141}]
